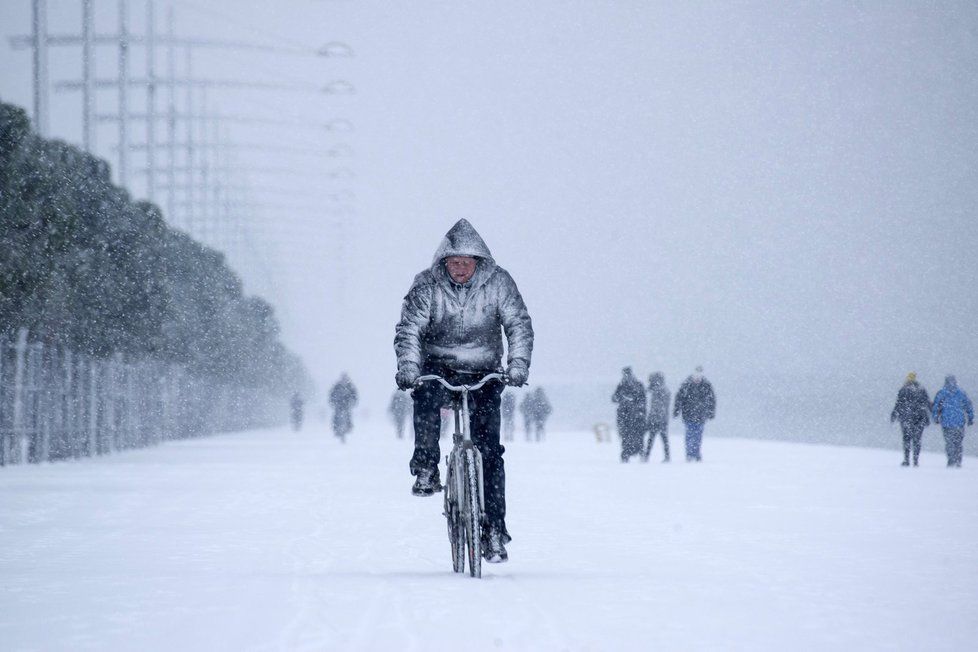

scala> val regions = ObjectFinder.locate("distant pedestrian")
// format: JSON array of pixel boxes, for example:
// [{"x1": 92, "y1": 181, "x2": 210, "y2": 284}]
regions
[
  {"x1": 613, "y1": 367, "x2": 647, "y2": 462},
  {"x1": 329, "y1": 373, "x2": 358, "y2": 442},
  {"x1": 290, "y1": 392, "x2": 305, "y2": 432},
  {"x1": 890, "y1": 372, "x2": 930, "y2": 467},
  {"x1": 643, "y1": 372, "x2": 671, "y2": 462},
  {"x1": 519, "y1": 392, "x2": 534, "y2": 441},
  {"x1": 673, "y1": 366, "x2": 716, "y2": 462},
  {"x1": 389, "y1": 391, "x2": 412, "y2": 439},
  {"x1": 501, "y1": 391, "x2": 516, "y2": 442},
  {"x1": 531, "y1": 387, "x2": 552, "y2": 441},
  {"x1": 932, "y1": 375, "x2": 974, "y2": 468}
]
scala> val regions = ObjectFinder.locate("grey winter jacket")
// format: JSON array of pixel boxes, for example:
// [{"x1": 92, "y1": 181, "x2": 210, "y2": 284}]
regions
[{"x1": 394, "y1": 219, "x2": 534, "y2": 374}]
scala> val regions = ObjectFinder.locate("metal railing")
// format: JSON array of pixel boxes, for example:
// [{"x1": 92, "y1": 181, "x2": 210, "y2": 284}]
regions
[{"x1": 0, "y1": 328, "x2": 279, "y2": 466}]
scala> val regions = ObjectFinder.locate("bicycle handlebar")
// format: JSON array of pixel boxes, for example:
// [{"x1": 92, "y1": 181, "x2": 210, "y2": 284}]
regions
[{"x1": 415, "y1": 373, "x2": 506, "y2": 392}]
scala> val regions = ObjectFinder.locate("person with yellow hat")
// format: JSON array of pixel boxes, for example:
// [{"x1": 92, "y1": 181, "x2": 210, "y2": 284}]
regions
[{"x1": 890, "y1": 372, "x2": 931, "y2": 467}]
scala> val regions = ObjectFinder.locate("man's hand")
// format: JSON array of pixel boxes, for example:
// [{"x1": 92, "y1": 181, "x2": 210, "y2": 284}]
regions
[
  {"x1": 506, "y1": 360, "x2": 529, "y2": 387},
  {"x1": 395, "y1": 365, "x2": 420, "y2": 390}
]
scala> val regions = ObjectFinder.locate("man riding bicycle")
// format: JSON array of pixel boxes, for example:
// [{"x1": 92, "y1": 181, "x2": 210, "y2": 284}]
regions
[{"x1": 395, "y1": 219, "x2": 534, "y2": 563}]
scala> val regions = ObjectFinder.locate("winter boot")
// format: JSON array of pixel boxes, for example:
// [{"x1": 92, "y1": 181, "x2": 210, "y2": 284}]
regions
[
  {"x1": 411, "y1": 468, "x2": 442, "y2": 496},
  {"x1": 482, "y1": 524, "x2": 508, "y2": 563}
]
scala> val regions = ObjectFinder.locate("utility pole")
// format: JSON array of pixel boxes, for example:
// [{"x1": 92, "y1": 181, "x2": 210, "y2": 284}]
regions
[
  {"x1": 146, "y1": 0, "x2": 156, "y2": 201},
  {"x1": 184, "y1": 46, "x2": 194, "y2": 233},
  {"x1": 30, "y1": 0, "x2": 49, "y2": 135},
  {"x1": 81, "y1": 0, "x2": 95, "y2": 151},
  {"x1": 167, "y1": 7, "x2": 177, "y2": 222},
  {"x1": 198, "y1": 86, "x2": 208, "y2": 241},
  {"x1": 117, "y1": 0, "x2": 129, "y2": 186}
]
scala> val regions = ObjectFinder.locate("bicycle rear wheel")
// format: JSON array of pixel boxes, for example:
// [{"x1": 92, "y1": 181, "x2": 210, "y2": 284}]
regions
[{"x1": 462, "y1": 446, "x2": 483, "y2": 578}]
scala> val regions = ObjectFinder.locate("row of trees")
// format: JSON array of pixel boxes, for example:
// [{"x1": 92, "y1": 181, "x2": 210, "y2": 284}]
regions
[{"x1": 0, "y1": 100, "x2": 310, "y2": 412}]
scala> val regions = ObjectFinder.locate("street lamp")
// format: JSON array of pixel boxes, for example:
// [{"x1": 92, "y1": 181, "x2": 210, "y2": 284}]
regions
[{"x1": 317, "y1": 42, "x2": 354, "y2": 58}]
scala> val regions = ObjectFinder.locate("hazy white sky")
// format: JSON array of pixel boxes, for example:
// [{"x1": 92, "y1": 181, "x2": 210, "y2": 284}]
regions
[{"x1": 3, "y1": 1, "x2": 977, "y2": 414}]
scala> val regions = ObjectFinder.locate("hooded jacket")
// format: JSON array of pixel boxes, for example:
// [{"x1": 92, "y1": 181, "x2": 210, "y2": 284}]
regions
[
  {"x1": 394, "y1": 219, "x2": 534, "y2": 374},
  {"x1": 612, "y1": 372, "x2": 647, "y2": 420},
  {"x1": 932, "y1": 377, "x2": 974, "y2": 429},
  {"x1": 329, "y1": 376, "x2": 358, "y2": 410}
]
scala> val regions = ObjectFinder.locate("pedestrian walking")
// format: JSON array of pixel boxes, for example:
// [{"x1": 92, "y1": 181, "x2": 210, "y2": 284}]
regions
[
  {"x1": 932, "y1": 375, "x2": 974, "y2": 468},
  {"x1": 389, "y1": 391, "x2": 412, "y2": 439},
  {"x1": 531, "y1": 387, "x2": 552, "y2": 442},
  {"x1": 673, "y1": 366, "x2": 715, "y2": 462},
  {"x1": 643, "y1": 372, "x2": 671, "y2": 462},
  {"x1": 613, "y1": 367, "x2": 647, "y2": 462},
  {"x1": 329, "y1": 373, "x2": 359, "y2": 442},
  {"x1": 890, "y1": 372, "x2": 930, "y2": 466},
  {"x1": 519, "y1": 392, "x2": 534, "y2": 441}
]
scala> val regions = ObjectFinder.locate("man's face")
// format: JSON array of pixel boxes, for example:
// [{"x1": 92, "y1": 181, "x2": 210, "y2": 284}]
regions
[{"x1": 445, "y1": 256, "x2": 477, "y2": 284}]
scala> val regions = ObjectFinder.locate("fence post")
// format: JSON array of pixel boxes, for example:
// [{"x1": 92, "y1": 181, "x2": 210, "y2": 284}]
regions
[
  {"x1": 88, "y1": 356, "x2": 99, "y2": 456},
  {"x1": 63, "y1": 349, "x2": 74, "y2": 458},
  {"x1": 37, "y1": 341, "x2": 52, "y2": 463},
  {"x1": 126, "y1": 357, "x2": 139, "y2": 448},
  {"x1": 104, "y1": 354, "x2": 116, "y2": 453},
  {"x1": 0, "y1": 336, "x2": 6, "y2": 466},
  {"x1": 12, "y1": 328, "x2": 29, "y2": 465}
]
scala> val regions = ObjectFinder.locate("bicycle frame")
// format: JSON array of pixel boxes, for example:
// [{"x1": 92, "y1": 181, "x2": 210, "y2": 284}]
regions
[{"x1": 415, "y1": 372, "x2": 505, "y2": 576}]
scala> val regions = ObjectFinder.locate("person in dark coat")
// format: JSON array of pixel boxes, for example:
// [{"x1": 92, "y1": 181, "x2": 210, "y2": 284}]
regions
[
  {"x1": 290, "y1": 392, "x2": 305, "y2": 432},
  {"x1": 501, "y1": 391, "x2": 516, "y2": 442},
  {"x1": 613, "y1": 367, "x2": 647, "y2": 462},
  {"x1": 642, "y1": 372, "x2": 671, "y2": 463},
  {"x1": 673, "y1": 366, "x2": 716, "y2": 462},
  {"x1": 531, "y1": 387, "x2": 552, "y2": 442},
  {"x1": 519, "y1": 392, "x2": 534, "y2": 441},
  {"x1": 931, "y1": 375, "x2": 974, "y2": 468},
  {"x1": 890, "y1": 372, "x2": 930, "y2": 467},
  {"x1": 329, "y1": 373, "x2": 358, "y2": 442},
  {"x1": 389, "y1": 390, "x2": 412, "y2": 439}
]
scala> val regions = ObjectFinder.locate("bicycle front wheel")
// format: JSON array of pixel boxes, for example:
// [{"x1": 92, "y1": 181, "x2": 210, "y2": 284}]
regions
[
  {"x1": 462, "y1": 446, "x2": 483, "y2": 578},
  {"x1": 445, "y1": 457, "x2": 465, "y2": 573}
]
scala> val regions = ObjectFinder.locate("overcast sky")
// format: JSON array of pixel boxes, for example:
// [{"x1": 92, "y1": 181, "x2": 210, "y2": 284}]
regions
[{"x1": 3, "y1": 1, "x2": 977, "y2": 418}]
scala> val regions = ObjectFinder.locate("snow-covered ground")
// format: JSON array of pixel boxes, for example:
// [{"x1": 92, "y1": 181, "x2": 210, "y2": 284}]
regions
[{"x1": 1, "y1": 424, "x2": 976, "y2": 651}]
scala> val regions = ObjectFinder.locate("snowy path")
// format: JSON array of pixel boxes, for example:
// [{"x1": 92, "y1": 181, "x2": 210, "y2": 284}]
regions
[{"x1": 1, "y1": 425, "x2": 977, "y2": 651}]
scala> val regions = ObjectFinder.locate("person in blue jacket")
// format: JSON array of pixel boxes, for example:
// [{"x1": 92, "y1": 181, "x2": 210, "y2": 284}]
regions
[
  {"x1": 673, "y1": 366, "x2": 716, "y2": 462},
  {"x1": 931, "y1": 376, "x2": 974, "y2": 468}
]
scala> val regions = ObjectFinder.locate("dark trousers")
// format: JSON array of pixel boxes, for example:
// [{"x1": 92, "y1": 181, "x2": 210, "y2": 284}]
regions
[
  {"x1": 410, "y1": 367, "x2": 506, "y2": 526},
  {"x1": 685, "y1": 421, "x2": 705, "y2": 461},
  {"x1": 618, "y1": 412, "x2": 644, "y2": 461},
  {"x1": 943, "y1": 427, "x2": 964, "y2": 467},
  {"x1": 643, "y1": 421, "x2": 670, "y2": 461},
  {"x1": 900, "y1": 423, "x2": 924, "y2": 464}
]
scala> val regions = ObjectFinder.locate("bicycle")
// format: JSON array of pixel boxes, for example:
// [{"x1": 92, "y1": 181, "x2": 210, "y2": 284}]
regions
[{"x1": 415, "y1": 372, "x2": 505, "y2": 578}]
